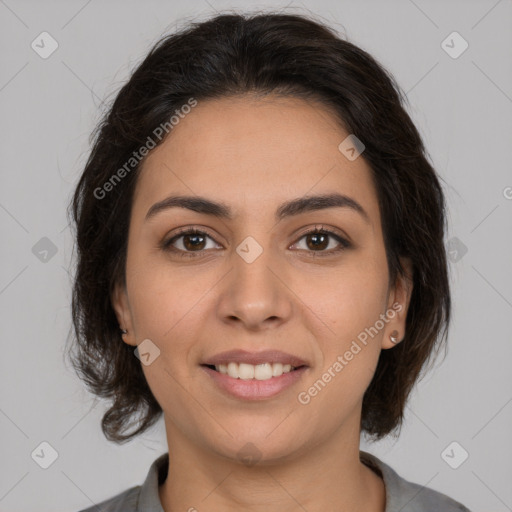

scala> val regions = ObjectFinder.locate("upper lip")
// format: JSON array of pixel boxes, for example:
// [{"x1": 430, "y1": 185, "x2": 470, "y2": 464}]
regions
[{"x1": 202, "y1": 349, "x2": 308, "y2": 367}]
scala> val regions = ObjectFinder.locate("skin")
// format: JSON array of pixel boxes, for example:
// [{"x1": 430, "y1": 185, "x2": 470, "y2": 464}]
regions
[{"x1": 112, "y1": 94, "x2": 413, "y2": 512}]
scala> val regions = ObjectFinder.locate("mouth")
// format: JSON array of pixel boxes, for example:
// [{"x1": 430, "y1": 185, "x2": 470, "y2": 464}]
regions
[{"x1": 200, "y1": 350, "x2": 309, "y2": 400}]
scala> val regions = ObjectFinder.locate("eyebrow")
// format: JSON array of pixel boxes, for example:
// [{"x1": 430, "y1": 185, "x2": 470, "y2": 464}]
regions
[{"x1": 145, "y1": 193, "x2": 370, "y2": 224}]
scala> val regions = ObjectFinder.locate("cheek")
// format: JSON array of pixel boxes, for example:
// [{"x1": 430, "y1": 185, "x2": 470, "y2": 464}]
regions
[
  {"x1": 297, "y1": 254, "x2": 388, "y2": 342},
  {"x1": 294, "y1": 254, "x2": 388, "y2": 400},
  {"x1": 127, "y1": 263, "x2": 210, "y2": 420},
  {"x1": 125, "y1": 259, "x2": 219, "y2": 412},
  {"x1": 126, "y1": 253, "x2": 212, "y2": 341}
]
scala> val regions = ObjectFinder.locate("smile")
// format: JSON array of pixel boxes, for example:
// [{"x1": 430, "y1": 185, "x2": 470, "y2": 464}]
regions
[{"x1": 210, "y1": 362, "x2": 298, "y2": 380}]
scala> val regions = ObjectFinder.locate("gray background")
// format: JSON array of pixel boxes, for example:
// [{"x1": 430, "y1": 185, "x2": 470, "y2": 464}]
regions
[{"x1": 1, "y1": 0, "x2": 511, "y2": 510}]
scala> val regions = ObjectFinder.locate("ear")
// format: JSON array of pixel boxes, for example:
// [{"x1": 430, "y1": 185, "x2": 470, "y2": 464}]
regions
[
  {"x1": 381, "y1": 257, "x2": 413, "y2": 350},
  {"x1": 111, "y1": 281, "x2": 137, "y2": 347}
]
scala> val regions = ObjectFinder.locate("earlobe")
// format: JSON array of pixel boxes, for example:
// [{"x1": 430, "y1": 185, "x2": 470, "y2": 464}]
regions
[{"x1": 382, "y1": 257, "x2": 414, "y2": 350}]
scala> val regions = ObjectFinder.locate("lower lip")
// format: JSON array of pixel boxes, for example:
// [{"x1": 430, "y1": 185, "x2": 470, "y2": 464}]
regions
[{"x1": 201, "y1": 365, "x2": 308, "y2": 400}]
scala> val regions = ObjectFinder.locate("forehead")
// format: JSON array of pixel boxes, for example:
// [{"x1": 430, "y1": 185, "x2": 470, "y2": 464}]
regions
[{"x1": 133, "y1": 94, "x2": 380, "y2": 224}]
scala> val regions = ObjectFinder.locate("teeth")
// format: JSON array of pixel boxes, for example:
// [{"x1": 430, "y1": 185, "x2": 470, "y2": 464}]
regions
[
  {"x1": 272, "y1": 362, "x2": 283, "y2": 377},
  {"x1": 214, "y1": 362, "x2": 297, "y2": 380},
  {"x1": 254, "y1": 363, "x2": 272, "y2": 380},
  {"x1": 238, "y1": 363, "x2": 254, "y2": 380}
]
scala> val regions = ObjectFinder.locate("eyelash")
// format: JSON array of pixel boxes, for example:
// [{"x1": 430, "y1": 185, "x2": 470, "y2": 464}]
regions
[{"x1": 161, "y1": 225, "x2": 351, "y2": 259}]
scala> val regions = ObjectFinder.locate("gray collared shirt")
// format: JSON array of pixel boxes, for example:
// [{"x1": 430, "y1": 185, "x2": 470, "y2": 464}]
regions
[{"x1": 78, "y1": 450, "x2": 472, "y2": 511}]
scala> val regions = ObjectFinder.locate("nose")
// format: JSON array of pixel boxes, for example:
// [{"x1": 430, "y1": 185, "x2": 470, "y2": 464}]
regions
[{"x1": 216, "y1": 245, "x2": 293, "y2": 331}]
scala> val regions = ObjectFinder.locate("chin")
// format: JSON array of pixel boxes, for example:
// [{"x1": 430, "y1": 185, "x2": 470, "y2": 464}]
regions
[{"x1": 207, "y1": 425, "x2": 311, "y2": 467}]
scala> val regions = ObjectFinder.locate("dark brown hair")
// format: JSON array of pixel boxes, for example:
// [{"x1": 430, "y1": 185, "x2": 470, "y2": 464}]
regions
[{"x1": 66, "y1": 10, "x2": 450, "y2": 444}]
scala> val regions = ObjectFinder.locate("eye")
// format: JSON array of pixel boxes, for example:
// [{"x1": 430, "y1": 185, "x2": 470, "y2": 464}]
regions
[
  {"x1": 291, "y1": 225, "x2": 351, "y2": 256},
  {"x1": 161, "y1": 228, "x2": 221, "y2": 258}
]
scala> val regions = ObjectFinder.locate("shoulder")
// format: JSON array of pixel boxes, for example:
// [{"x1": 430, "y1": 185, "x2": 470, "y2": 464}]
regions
[
  {"x1": 77, "y1": 485, "x2": 140, "y2": 512},
  {"x1": 360, "y1": 451, "x2": 472, "y2": 512},
  {"x1": 75, "y1": 452, "x2": 168, "y2": 512},
  {"x1": 389, "y1": 474, "x2": 472, "y2": 511}
]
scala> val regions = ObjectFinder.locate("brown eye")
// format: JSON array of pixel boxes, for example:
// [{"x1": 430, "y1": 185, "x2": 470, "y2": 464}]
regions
[
  {"x1": 305, "y1": 232, "x2": 329, "y2": 250},
  {"x1": 162, "y1": 228, "x2": 221, "y2": 257},
  {"x1": 182, "y1": 233, "x2": 207, "y2": 251},
  {"x1": 293, "y1": 228, "x2": 350, "y2": 254}
]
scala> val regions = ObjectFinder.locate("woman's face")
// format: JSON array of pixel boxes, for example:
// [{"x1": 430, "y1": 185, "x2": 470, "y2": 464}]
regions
[{"x1": 113, "y1": 94, "x2": 411, "y2": 463}]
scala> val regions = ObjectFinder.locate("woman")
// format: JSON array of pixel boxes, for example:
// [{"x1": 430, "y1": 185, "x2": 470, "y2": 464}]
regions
[{"x1": 68, "y1": 11, "x2": 472, "y2": 512}]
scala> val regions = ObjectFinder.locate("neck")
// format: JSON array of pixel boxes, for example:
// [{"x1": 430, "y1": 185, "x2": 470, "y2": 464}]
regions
[{"x1": 158, "y1": 419, "x2": 386, "y2": 512}]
